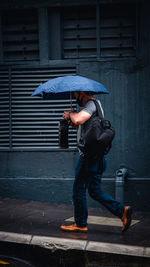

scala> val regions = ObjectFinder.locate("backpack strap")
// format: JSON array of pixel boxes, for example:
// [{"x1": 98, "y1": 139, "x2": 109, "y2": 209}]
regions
[{"x1": 93, "y1": 99, "x2": 104, "y2": 120}]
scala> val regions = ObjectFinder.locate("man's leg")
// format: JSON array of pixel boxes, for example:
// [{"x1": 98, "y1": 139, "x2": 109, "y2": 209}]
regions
[
  {"x1": 61, "y1": 155, "x2": 89, "y2": 232},
  {"x1": 88, "y1": 175, "x2": 124, "y2": 218},
  {"x1": 72, "y1": 155, "x2": 88, "y2": 227},
  {"x1": 72, "y1": 156, "x2": 106, "y2": 227},
  {"x1": 88, "y1": 158, "x2": 132, "y2": 231}
]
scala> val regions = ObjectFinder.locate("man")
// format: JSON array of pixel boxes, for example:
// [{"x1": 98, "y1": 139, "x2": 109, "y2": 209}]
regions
[{"x1": 61, "y1": 91, "x2": 132, "y2": 233}]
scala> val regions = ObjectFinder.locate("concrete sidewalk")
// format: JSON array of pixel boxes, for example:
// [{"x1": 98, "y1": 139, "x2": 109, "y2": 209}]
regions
[{"x1": 0, "y1": 198, "x2": 150, "y2": 266}]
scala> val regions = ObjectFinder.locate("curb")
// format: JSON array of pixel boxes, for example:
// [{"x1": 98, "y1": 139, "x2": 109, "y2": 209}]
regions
[{"x1": 0, "y1": 231, "x2": 150, "y2": 258}]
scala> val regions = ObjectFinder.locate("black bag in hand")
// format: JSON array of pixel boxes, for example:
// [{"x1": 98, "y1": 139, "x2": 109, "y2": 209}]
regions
[{"x1": 78, "y1": 100, "x2": 115, "y2": 159}]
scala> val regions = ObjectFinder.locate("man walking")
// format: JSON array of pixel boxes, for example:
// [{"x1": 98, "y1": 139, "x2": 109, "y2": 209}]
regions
[{"x1": 61, "y1": 91, "x2": 132, "y2": 233}]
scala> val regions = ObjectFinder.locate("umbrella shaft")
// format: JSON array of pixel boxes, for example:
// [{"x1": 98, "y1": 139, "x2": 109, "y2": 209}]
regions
[{"x1": 70, "y1": 92, "x2": 73, "y2": 110}]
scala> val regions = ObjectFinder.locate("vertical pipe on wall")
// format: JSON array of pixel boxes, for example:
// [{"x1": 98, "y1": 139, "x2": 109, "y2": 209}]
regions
[{"x1": 115, "y1": 168, "x2": 128, "y2": 203}]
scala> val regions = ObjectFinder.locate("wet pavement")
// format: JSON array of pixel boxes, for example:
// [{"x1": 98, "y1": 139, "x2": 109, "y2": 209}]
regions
[{"x1": 0, "y1": 198, "x2": 150, "y2": 266}]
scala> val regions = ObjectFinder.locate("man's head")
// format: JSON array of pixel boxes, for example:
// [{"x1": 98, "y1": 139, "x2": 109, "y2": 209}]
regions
[{"x1": 74, "y1": 91, "x2": 94, "y2": 107}]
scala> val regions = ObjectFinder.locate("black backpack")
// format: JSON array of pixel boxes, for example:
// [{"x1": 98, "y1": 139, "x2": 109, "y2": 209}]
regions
[{"x1": 78, "y1": 100, "x2": 115, "y2": 159}]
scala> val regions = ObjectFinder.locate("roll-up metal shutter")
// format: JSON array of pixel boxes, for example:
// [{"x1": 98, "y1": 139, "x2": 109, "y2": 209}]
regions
[
  {"x1": 100, "y1": 3, "x2": 136, "y2": 58},
  {"x1": 62, "y1": 6, "x2": 96, "y2": 59},
  {"x1": 0, "y1": 66, "x2": 77, "y2": 150},
  {"x1": 0, "y1": 68, "x2": 9, "y2": 149},
  {"x1": 2, "y1": 9, "x2": 39, "y2": 62}
]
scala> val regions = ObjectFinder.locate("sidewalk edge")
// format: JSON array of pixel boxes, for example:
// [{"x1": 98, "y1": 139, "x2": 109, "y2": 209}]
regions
[{"x1": 0, "y1": 231, "x2": 149, "y2": 258}]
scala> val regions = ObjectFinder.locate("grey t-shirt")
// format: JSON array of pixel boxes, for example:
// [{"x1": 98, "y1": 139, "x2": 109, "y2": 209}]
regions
[
  {"x1": 83, "y1": 100, "x2": 104, "y2": 117},
  {"x1": 77, "y1": 100, "x2": 104, "y2": 151}
]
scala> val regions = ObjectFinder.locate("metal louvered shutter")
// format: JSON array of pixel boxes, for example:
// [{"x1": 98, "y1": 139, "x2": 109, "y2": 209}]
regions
[
  {"x1": 2, "y1": 9, "x2": 39, "y2": 62},
  {"x1": 100, "y1": 3, "x2": 136, "y2": 58},
  {"x1": 0, "y1": 66, "x2": 77, "y2": 150},
  {"x1": 62, "y1": 6, "x2": 96, "y2": 59},
  {"x1": 0, "y1": 68, "x2": 9, "y2": 149}
]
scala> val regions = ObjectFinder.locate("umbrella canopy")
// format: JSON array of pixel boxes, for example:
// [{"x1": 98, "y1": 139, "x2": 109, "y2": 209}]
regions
[{"x1": 32, "y1": 75, "x2": 109, "y2": 100}]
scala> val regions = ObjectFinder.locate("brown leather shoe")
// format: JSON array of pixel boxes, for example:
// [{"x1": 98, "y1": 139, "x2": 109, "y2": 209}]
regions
[
  {"x1": 121, "y1": 206, "x2": 132, "y2": 232},
  {"x1": 60, "y1": 223, "x2": 88, "y2": 233}
]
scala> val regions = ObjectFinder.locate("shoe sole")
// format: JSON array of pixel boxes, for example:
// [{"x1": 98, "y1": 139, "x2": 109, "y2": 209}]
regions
[
  {"x1": 122, "y1": 206, "x2": 132, "y2": 232},
  {"x1": 61, "y1": 226, "x2": 88, "y2": 233}
]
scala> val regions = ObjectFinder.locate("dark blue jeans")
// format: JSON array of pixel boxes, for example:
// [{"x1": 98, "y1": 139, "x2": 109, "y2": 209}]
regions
[{"x1": 73, "y1": 155, "x2": 125, "y2": 227}]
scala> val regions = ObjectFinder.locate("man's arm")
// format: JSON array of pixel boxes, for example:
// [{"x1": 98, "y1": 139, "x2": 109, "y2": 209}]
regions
[{"x1": 63, "y1": 110, "x2": 91, "y2": 125}]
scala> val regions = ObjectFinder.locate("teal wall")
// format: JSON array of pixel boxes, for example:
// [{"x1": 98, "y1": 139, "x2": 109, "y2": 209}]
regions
[{"x1": 0, "y1": 1, "x2": 150, "y2": 204}]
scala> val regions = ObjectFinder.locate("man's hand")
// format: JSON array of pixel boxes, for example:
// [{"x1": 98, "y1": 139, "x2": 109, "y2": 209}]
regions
[
  {"x1": 63, "y1": 110, "x2": 74, "y2": 120},
  {"x1": 63, "y1": 111, "x2": 78, "y2": 128},
  {"x1": 63, "y1": 109, "x2": 91, "y2": 125}
]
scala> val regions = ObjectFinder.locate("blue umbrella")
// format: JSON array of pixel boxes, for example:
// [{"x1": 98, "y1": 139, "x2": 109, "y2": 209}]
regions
[{"x1": 32, "y1": 75, "x2": 109, "y2": 100}]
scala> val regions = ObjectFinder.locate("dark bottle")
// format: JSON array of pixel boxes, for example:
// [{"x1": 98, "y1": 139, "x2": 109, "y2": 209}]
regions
[{"x1": 59, "y1": 119, "x2": 69, "y2": 148}]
